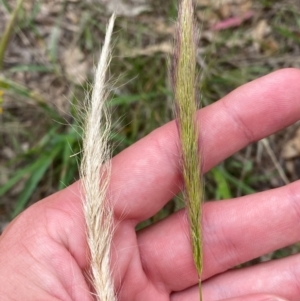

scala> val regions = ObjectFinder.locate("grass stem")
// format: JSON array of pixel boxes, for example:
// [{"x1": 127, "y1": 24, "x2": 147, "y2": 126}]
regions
[{"x1": 0, "y1": 0, "x2": 24, "y2": 70}]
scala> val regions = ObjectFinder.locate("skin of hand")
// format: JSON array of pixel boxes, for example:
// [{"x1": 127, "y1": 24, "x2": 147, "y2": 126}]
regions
[{"x1": 1, "y1": 68, "x2": 300, "y2": 301}]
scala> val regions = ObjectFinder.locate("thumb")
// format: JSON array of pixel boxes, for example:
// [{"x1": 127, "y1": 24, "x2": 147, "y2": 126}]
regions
[{"x1": 220, "y1": 295, "x2": 289, "y2": 301}]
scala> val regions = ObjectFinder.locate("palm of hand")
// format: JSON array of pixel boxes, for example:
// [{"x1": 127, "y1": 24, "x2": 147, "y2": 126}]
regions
[{"x1": 1, "y1": 69, "x2": 300, "y2": 301}]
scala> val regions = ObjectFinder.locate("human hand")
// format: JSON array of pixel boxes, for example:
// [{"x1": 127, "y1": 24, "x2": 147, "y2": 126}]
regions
[{"x1": 1, "y1": 68, "x2": 300, "y2": 301}]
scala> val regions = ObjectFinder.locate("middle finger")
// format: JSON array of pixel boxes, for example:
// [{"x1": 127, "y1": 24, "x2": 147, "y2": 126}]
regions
[{"x1": 137, "y1": 180, "x2": 300, "y2": 292}]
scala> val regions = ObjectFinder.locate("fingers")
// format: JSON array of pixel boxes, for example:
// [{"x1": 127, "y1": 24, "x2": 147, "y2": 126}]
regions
[
  {"x1": 171, "y1": 254, "x2": 300, "y2": 301},
  {"x1": 172, "y1": 293, "x2": 289, "y2": 301},
  {"x1": 173, "y1": 294, "x2": 289, "y2": 301},
  {"x1": 64, "y1": 68, "x2": 300, "y2": 223},
  {"x1": 38, "y1": 68, "x2": 300, "y2": 295},
  {"x1": 137, "y1": 180, "x2": 300, "y2": 292},
  {"x1": 218, "y1": 296, "x2": 289, "y2": 301},
  {"x1": 108, "y1": 68, "x2": 300, "y2": 222}
]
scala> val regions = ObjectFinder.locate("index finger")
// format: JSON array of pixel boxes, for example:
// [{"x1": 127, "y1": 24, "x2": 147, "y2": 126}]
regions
[{"x1": 108, "y1": 68, "x2": 300, "y2": 222}]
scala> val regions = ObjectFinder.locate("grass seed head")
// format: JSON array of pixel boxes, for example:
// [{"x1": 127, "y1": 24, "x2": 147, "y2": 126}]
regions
[
  {"x1": 80, "y1": 14, "x2": 117, "y2": 301},
  {"x1": 172, "y1": 0, "x2": 204, "y2": 300}
]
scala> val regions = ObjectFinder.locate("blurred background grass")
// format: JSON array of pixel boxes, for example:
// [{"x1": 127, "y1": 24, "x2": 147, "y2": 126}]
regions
[{"x1": 1, "y1": 0, "x2": 300, "y2": 261}]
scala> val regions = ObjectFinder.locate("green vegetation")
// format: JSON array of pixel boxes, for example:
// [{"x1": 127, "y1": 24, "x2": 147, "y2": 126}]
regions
[{"x1": 0, "y1": 0, "x2": 24, "y2": 69}]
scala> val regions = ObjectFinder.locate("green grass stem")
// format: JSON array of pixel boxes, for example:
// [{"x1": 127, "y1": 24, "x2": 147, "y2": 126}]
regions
[{"x1": 0, "y1": 0, "x2": 25, "y2": 70}]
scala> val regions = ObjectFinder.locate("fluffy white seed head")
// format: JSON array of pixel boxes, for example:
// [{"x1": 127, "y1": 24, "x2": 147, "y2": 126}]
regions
[{"x1": 80, "y1": 14, "x2": 116, "y2": 301}]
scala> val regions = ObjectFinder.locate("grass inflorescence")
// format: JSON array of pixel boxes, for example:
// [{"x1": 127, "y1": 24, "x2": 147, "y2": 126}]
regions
[
  {"x1": 80, "y1": 15, "x2": 116, "y2": 301},
  {"x1": 172, "y1": 0, "x2": 203, "y2": 300}
]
